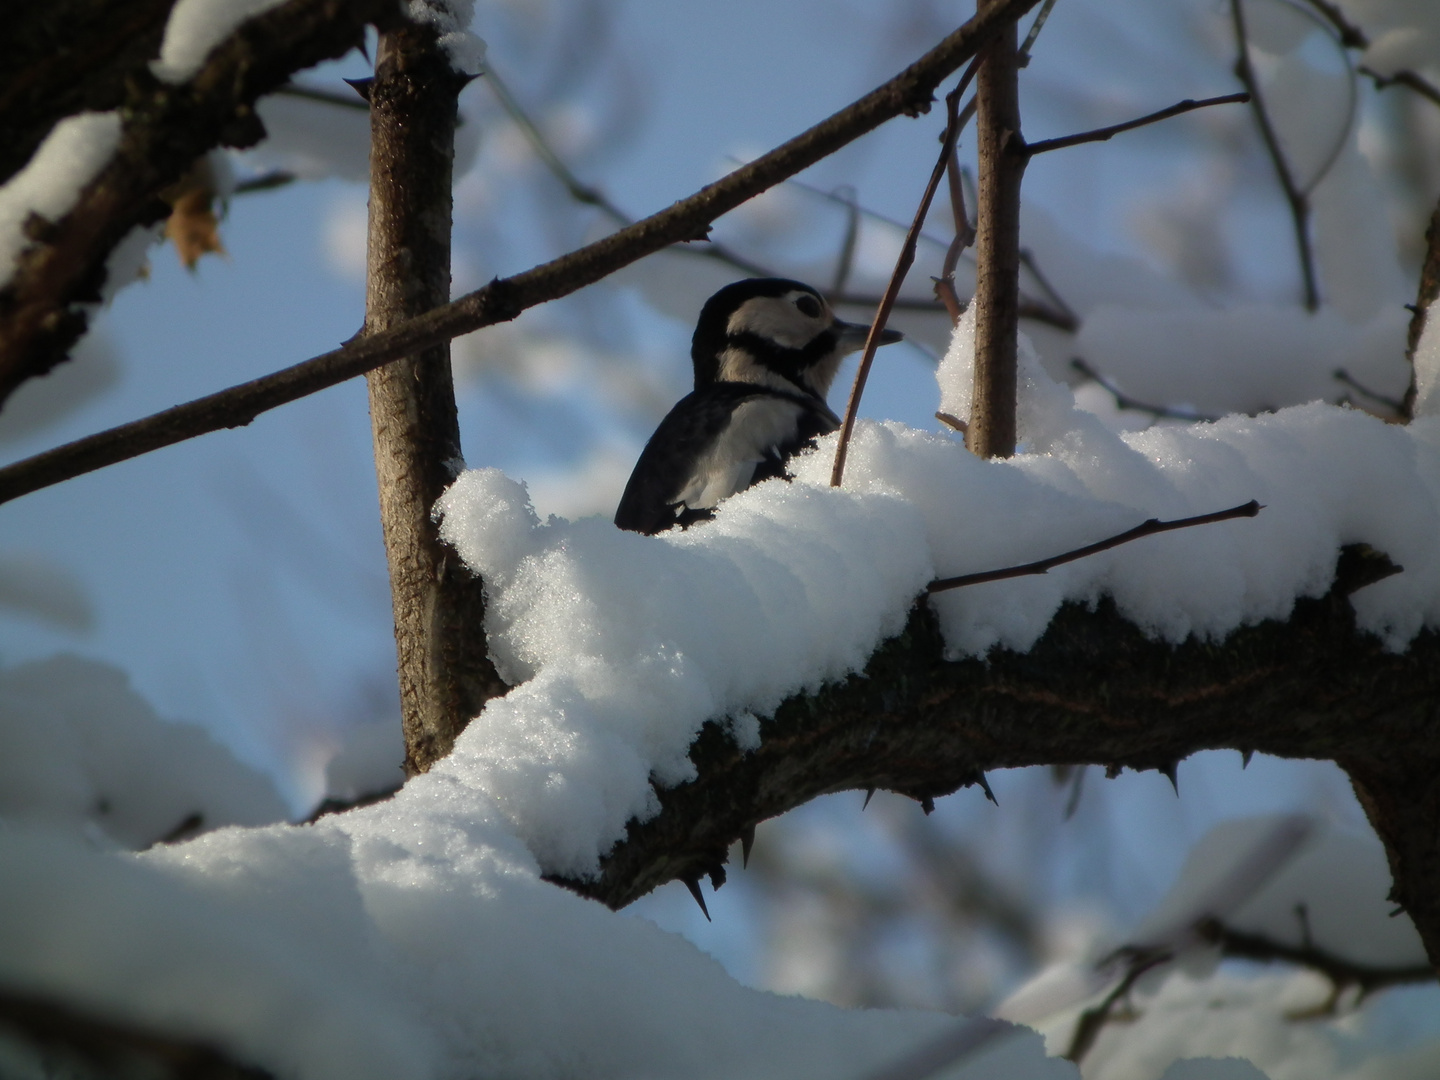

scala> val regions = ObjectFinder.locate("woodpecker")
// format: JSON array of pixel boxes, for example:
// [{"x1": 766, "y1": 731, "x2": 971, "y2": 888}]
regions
[{"x1": 614, "y1": 278, "x2": 903, "y2": 535}]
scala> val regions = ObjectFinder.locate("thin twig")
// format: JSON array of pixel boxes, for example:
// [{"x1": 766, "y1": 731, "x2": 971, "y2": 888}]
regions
[
  {"x1": 831, "y1": 63, "x2": 982, "y2": 488},
  {"x1": 0, "y1": 0, "x2": 1041, "y2": 508},
  {"x1": 1016, "y1": 0, "x2": 1061, "y2": 67},
  {"x1": 1064, "y1": 950, "x2": 1173, "y2": 1064},
  {"x1": 233, "y1": 168, "x2": 297, "y2": 194},
  {"x1": 1360, "y1": 67, "x2": 1440, "y2": 110},
  {"x1": 1333, "y1": 367, "x2": 1404, "y2": 415},
  {"x1": 1071, "y1": 357, "x2": 1220, "y2": 423},
  {"x1": 1019, "y1": 248, "x2": 1078, "y2": 328},
  {"x1": 934, "y1": 116, "x2": 977, "y2": 323},
  {"x1": 482, "y1": 66, "x2": 633, "y2": 224},
  {"x1": 276, "y1": 80, "x2": 371, "y2": 111},
  {"x1": 1231, "y1": 0, "x2": 1320, "y2": 310},
  {"x1": 831, "y1": 186, "x2": 862, "y2": 296},
  {"x1": 1195, "y1": 917, "x2": 1435, "y2": 1004},
  {"x1": 780, "y1": 173, "x2": 1078, "y2": 330},
  {"x1": 1026, "y1": 93, "x2": 1249, "y2": 155},
  {"x1": 926, "y1": 500, "x2": 1261, "y2": 594},
  {"x1": 1294, "y1": 0, "x2": 1440, "y2": 107}
]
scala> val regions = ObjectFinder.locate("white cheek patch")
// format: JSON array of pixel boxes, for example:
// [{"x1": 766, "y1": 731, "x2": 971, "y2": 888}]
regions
[
  {"x1": 717, "y1": 347, "x2": 801, "y2": 393},
  {"x1": 674, "y1": 397, "x2": 805, "y2": 510},
  {"x1": 727, "y1": 294, "x2": 825, "y2": 349}
]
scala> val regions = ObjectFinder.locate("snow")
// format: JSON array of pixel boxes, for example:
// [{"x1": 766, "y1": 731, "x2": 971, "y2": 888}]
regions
[
  {"x1": 405, "y1": 0, "x2": 488, "y2": 76},
  {"x1": 0, "y1": 112, "x2": 122, "y2": 289},
  {"x1": 155, "y1": 0, "x2": 484, "y2": 83},
  {"x1": 0, "y1": 656, "x2": 287, "y2": 848},
  {"x1": 434, "y1": 466, "x2": 932, "y2": 878},
  {"x1": 153, "y1": 0, "x2": 294, "y2": 84},
  {"x1": 0, "y1": 806, "x2": 1068, "y2": 1080}
]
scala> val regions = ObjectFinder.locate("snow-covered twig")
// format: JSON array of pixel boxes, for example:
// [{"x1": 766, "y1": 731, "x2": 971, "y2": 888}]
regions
[{"x1": 926, "y1": 501, "x2": 1262, "y2": 594}]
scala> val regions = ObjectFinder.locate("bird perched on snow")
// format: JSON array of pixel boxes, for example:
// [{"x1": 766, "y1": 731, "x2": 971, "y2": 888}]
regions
[{"x1": 614, "y1": 278, "x2": 903, "y2": 535}]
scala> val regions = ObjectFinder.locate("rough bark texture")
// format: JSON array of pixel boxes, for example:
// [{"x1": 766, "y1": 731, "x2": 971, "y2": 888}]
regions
[
  {"x1": 553, "y1": 547, "x2": 1440, "y2": 971},
  {"x1": 967, "y1": 0, "x2": 1026, "y2": 459},
  {"x1": 0, "y1": 0, "x2": 178, "y2": 186},
  {"x1": 364, "y1": 25, "x2": 506, "y2": 776},
  {"x1": 0, "y1": 0, "x2": 395, "y2": 411}
]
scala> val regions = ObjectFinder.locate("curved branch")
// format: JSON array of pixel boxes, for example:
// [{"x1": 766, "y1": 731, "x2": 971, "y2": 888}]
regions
[
  {"x1": 551, "y1": 546, "x2": 1440, "y2": 970},
  {"x1": 0, "y1": 0, "x2": 1042, "y2": 507}
]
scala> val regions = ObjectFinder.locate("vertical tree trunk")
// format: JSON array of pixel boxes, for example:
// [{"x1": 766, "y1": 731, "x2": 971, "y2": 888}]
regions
[
  {"x1": 968, "y1": 0, "x2": 1025, "y2": 459},
  {"x1": 365, "y1": 24, "x2": 505, "y2": 775}
]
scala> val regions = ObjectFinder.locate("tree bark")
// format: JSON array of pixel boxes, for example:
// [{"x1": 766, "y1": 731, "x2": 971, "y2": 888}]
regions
[
  {"x1": 553, "y1": 546, "x2": 1440, "y2": 972},
  {"x1": 364, "y1": 25, "x2": 505, "y2": 775},
  {"x1": 967, "y1": 0, "x2": 1026, "y2": 459}
]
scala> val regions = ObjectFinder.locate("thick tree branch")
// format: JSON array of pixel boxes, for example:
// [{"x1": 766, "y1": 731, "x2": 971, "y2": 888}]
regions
[
  {"x1": 553, "y1": 545, "x2": 1440, "y2": 969},
  {"x1": 0, "y1": 0, "x2": 178, "y2": 186},
  {"x1": 0, "y1": 0, "x2": 1041, "y2": 508},
  {"x1": 362, "y1": 26, "x2": 506, "y2": 775},
  {"x1": 0, "y1": 0, "x2": 396, "y2": 408}
]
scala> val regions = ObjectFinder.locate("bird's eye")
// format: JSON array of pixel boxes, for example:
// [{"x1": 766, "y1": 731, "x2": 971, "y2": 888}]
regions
[{"x1": 794, "y1": 295, "x2": 822, "y2": 318}]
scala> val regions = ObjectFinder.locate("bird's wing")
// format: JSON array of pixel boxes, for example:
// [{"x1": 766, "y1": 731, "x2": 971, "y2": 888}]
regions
[{"x1": 616, "y1": 384, "x2": 817, "y2": 535}]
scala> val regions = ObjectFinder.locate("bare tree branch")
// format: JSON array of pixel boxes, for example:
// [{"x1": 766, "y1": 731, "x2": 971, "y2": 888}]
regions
[
  {"x1": 925, "y1": 500, "x2": 1264, "y2": 594},
  {"x1": 1230, "y1": 0, "x2": 1321, "y2": 311},
  {"x1": 1196, "y1": 914, "x2": 1435, "y2": 1004},
  {"x1": 1025, "y1": 93, "x2": 1250, "y2": 155},
  {"x1": 362, "y1": 25, "x2": 506, "y2": 775},
  {"x1": 0, "y1": 0, "x2": 1042, "y2": 508},
  {"x1": 1070, "y1": 356, "x2": 1221, "y2": 423}
]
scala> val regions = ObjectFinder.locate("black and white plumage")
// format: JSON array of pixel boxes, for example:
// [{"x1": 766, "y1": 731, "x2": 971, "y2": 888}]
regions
[{"x1": 614, "y1": 279, "x2": 903, "y2": 535}]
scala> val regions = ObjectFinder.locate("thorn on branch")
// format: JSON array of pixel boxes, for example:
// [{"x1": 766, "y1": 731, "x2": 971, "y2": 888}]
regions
[
  {"x1": 976, "y1": 772, "x2": 998, "y2": 805},
  {"x1": 739, "y1": 823, "x2": 756, "y2": 867},
  {"x1": 927, "y1": 500, "x2": 1262, "y2": 594},
  {"x1": 1159, "y1": 760, "x2": 1180, "y2": 795},
  {"x1": 683, "y1": 876, "x2": 711, "y2": 920}
]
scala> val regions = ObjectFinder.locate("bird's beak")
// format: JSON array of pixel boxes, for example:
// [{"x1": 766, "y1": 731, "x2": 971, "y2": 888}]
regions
[{"x1": 834, "y1": 319, "x2": 904, "y2": 354}]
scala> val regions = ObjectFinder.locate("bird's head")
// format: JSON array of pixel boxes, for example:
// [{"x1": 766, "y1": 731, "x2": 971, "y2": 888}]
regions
[{"x1": 691, "y1": 278, "x2": 903, "y2": 400}]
